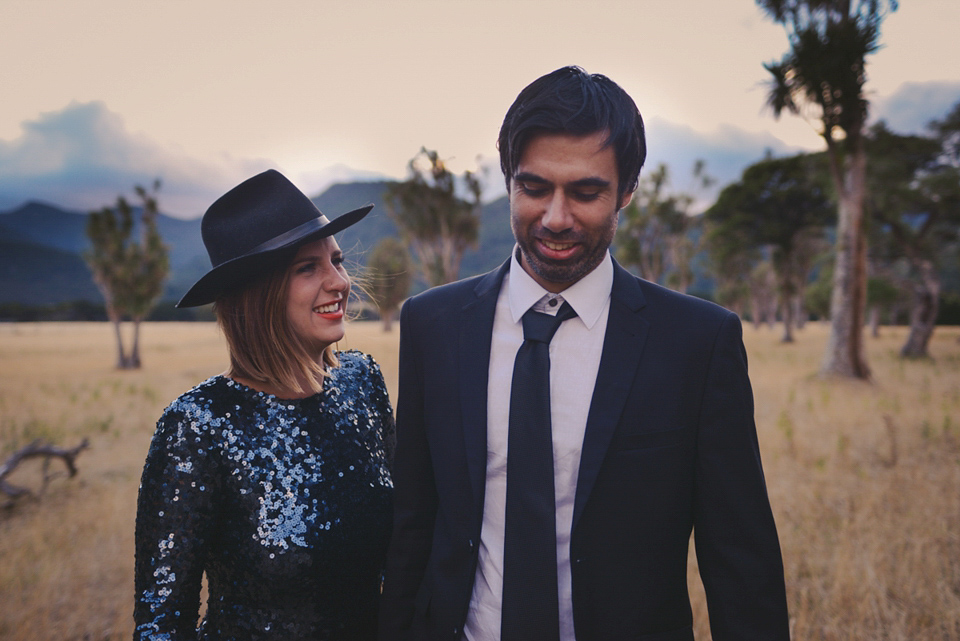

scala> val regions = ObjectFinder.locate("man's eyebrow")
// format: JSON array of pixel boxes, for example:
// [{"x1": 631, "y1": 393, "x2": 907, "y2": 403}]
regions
[
  {"x1": 513, "y1": 173, "x2": 611, "y2": 189},
  {"x1": 568, "y1": 177, "x2": 612, "y2": 189},
  {"x1": 514, "y1": 172, "x2": 549, "y2": 184}
]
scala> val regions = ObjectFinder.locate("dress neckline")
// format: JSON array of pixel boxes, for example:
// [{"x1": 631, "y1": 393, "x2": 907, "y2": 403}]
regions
[{"x1": 219, "y1": 374, "x2": 329, "y2": 404}]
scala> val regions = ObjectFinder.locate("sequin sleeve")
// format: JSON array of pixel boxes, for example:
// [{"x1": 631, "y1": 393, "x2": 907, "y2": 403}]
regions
[
  {"x1": 363, "y1": 353, "x2": 396, "y2": 469},
  {"x1": 133, "y1": 389, "x2": 222, "y2": 641}
]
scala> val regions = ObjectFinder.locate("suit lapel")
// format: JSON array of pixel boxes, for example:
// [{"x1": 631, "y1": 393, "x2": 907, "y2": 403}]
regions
[
  {"x1": 459, "y1": 261, "x2": 510, "y2": 507},
  {"x1": 572, "y1": 262, "x2": 649, "y2": 531}
]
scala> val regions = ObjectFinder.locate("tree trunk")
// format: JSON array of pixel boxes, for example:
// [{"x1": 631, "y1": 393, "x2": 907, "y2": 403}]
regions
[
  {"x1": 750, "y1": 296, "x2": 762, "y2": 330},
  {"x1": 109, "y1": 312, "x2": 130, "y2": 369},
  {"x1": 129, "y1": 318, "x2": 142, "y2": 369},
  {"x1": 901, "y1": 260, "x2": 940, "y2": 359},
  {"x1": 781, "y1": 296, "x2": 795, "y2": 343},
  {"x1": 793, "y1": 294, "x2": 807, "y2": 330},
  {"x1": 381, "y1": 308, "x2": 395, "y2": 332},
  {"x1": 821, "y1": 151, "x2": 871, "y2": 379},
  {"x1": 765, "y1": 296, "x2": 778, "y2": 328},
  {"x1": 869, "y1": 305, "x2": 881, "y2": 338}
]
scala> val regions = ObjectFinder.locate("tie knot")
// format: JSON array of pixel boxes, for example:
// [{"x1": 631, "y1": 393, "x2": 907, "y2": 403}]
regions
[{"x1": 521, "y1": 301, "x2": 576, "y2": 344}]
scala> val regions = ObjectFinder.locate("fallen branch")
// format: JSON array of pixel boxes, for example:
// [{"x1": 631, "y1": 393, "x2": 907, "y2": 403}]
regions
[{"x1": 0, "y1": 438, "x2": 90, "y2": 501}]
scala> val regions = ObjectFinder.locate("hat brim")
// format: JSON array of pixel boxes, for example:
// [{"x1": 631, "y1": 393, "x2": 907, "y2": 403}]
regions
[{"x1": 176, "y1": 203, "x2": 373, "y2": 308}]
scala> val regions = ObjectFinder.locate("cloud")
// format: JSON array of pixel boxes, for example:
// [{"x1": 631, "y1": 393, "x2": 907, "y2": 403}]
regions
[
  {"x1": 296, "y1": 163, "x2": 393, "y2": 198},
  {"x1": 647, "y1": 118, "x2": 801, "y2": 183},
  {"x1": 475, "y1": 120, "x2": 803, "y2": 208},
  {"x1": 642, "y1": 118, "x2": 804, "y2": 210},
  {"x1": 0, "y1": 101, "x2": 270, "y2": 218},
  {"x1": 0, "y1": 101, "x2": 812, "y2": 219},
  {"x1": 871, "y1": 81, "x2": 960, "y2": 135}
]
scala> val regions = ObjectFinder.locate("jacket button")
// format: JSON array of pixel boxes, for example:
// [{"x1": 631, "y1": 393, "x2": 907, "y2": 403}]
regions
[{"x1": 468, "y1": 539, "x2": 475, "y2": 551}]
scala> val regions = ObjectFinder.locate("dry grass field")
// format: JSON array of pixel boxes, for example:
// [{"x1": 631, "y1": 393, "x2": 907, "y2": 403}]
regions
[{"x1": 0, "y1": 320, "x2": 958, "y2": 640}]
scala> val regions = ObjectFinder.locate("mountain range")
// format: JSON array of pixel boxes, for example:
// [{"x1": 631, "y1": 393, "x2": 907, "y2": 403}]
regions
[{"x1": 0, "y1": 181, "x2": 514, "y2": 308}]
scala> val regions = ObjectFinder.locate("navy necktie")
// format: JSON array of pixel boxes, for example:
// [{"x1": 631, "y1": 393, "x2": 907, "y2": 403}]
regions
[{"x1": 501, "y1": 300, "x2": 577, "y2": 641}]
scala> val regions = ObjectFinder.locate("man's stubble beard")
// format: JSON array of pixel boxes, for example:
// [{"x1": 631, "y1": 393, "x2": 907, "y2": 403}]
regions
[{"x1": 511, "y1": 211, "x2": 619, "y2": 288}]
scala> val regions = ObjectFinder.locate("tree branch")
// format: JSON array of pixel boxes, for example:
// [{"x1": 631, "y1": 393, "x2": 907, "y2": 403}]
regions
[{"x1": 0, "y1": 439, "x2": 90, "y2": 502}]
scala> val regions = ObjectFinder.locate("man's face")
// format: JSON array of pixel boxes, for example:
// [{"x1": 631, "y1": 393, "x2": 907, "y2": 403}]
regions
[{"x1": 509, "y1": 131, "x2": 630, "y2": 293}]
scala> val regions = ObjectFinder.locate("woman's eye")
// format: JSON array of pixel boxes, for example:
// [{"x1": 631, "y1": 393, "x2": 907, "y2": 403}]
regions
[
  {"x1": 332, "y1": 255, "x2": 345, "y2": 267},
  {"x1": 296, "y1": 262, "x2": 316, "y2": 274}
]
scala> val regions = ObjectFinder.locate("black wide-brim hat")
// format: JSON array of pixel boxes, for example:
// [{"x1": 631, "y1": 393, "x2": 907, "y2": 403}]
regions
[{"x1": 177, "y1": 169, "x2": 372, "y2": 308}]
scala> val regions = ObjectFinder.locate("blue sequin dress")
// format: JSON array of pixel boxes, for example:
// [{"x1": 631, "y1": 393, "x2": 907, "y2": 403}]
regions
[{"x1": 134, "y1": 351, "x2": 394, "y2": 641}]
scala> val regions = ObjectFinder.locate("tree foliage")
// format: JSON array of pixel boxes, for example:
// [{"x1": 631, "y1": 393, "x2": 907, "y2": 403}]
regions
[
  {"x1": 615, "y1": 161, "x2": 711, "y2": 293},
  {"x1": 706, "y1": 153, "x2": 834, "y2": 341},
  {"x1": 366, "y1": 237, "x2": 413, "y2": 331},
  {"x1": 385, "y1": 148, "x2": 482, "y2": 287},
  {"x1": 866, "y1": 120, "x2": 960, "y2": 357},
  {"x1": 84, "y1": 181, "x2": 169, "y2": 369},
  {"x1": 758, "y1": 0, "x2": 897, "y2": 376}
]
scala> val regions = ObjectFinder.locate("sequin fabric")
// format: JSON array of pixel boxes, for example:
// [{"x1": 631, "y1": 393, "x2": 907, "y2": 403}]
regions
[{"x1": 134, "y1": 351, "x2": 394, "y2": 641}]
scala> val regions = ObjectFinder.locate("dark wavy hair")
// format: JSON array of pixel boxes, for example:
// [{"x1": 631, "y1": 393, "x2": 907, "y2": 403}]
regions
[{"x1": 497, "y1": 66, "x2": 647, "y2": 204}]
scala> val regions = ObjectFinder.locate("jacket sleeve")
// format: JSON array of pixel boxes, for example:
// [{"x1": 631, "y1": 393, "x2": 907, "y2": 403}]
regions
[
  {"x1": 133, "y1": 401, "x2": 218, "y2": 641},
  {"x1": 378, "y1": 297, "x2": 439, "y2": 640},
  {"x1": 693, "y1": 312, "x2": 790, "y2": 640}
]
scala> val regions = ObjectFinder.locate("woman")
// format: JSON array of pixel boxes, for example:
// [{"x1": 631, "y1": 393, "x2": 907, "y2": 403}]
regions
[{"x1": 133, "y1": 170, "x2": 393, "y2": 640}]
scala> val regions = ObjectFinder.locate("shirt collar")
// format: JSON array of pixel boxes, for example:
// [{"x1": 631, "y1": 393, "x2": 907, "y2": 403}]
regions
[{"x1": 507, "y1": 246, "x2": 613, "y2": 330}]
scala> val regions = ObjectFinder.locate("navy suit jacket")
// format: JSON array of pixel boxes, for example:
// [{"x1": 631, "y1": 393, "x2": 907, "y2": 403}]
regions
[{"x1": 378, "y1": 259, "x2": 789, "y2": 641}]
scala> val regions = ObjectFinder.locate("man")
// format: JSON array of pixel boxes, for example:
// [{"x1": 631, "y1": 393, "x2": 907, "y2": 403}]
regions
[{"x1": 379, "y1": 66, "x2": 789, "y2": 641}]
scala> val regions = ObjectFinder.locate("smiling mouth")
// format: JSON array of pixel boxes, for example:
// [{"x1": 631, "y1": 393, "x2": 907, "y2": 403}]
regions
[
  {"x1": 544, "y1": 239, "x2": 572, "y2": 250},
  {"x1": 538, "y1": 238, "x2": 579, "y2": 254},
  {"x1": 314, "y1": 301, "x2": 341, "y2": 314}
]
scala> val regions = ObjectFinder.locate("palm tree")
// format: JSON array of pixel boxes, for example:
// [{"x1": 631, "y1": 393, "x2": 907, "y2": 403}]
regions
[{"x1": 758, "y1": 0, "x2": 898, "y2": 378}]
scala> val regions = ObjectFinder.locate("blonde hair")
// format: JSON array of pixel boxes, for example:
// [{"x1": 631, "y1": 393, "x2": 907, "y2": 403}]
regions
[{"x1": 214, "y1": 259, "x2": 338, "y2": 396}]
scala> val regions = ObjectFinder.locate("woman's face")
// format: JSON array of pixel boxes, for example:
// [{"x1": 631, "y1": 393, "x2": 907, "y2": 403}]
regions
[{"x1": 285, "y1": 236, "x2": 350, "y2": 356}]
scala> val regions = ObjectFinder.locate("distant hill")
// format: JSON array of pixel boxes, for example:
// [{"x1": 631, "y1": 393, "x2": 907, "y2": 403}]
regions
[
  {"x1": 1, "y1": 202, "x2": 91, "y2": 254},
  {"x1": 0, "y1": 238, "x2": 100, "y2": 305},
  {"x1": 0, "y1": 181, "x2": 515, "y2": 306},
  {"x1": 314, "y1": 181, "x2": 398, "y2": 264},
  {"x1": 0, "y1": 200, "x2": 208, "y2": 303},
  {"x1": 321, "y1": 181, "x2": 514, "y2": 282}
]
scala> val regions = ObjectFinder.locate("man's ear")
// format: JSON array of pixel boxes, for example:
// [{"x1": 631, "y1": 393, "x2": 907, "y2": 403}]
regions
[{"x1": 618, "y1": 190, "x2": 634, "y2": 211}]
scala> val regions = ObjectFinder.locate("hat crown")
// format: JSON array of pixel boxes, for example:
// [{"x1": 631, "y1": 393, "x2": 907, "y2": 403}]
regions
[
  {"x1": 177, "y1": 169, "x2": 371, "y2": 307},
  {"x1": 201, "y1": 169, "x2": 323, "y2": 268}
]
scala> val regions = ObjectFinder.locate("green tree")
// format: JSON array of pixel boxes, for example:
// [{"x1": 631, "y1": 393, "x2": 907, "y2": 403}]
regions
[
  {"x1": 366, "y1": 237, "x2": 414, "y2": 331},
  {"x1": 758, "y1": 0, "x2": 898, "y2": 375},
  {"x1": 85, "y1": 181, "x2": 169, "y2": 369},
  {"x1": 707, "y1": 229, "x2": 761, "y2": 320},
  {"x1": 706, "y1": 153, "x2": 834, "y2": 342},
  {"x1": 866, "y1": 120, "x2": 960, "y2": 358},
  {"x1": 386, "y1": 148, "x2": 482, "y2": 287},
  {"x1": 616, "y1": 161, "x2": 710, "y2": 293}
]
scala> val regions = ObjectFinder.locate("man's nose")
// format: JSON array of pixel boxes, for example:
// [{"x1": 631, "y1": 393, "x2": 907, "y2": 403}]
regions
[{"x1": 541, "y1": 191, "x2": 572, "y2": 232}]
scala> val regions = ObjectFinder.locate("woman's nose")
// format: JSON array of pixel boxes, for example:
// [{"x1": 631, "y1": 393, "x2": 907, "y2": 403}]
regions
[{"x1": 324, "y1": 267, "x2": 349, "y2": 293}]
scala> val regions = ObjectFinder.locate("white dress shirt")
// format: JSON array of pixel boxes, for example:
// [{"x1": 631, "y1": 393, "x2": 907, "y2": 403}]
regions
[{"x1": 463, "y1": 249, "x2": 613, "y2": 641}]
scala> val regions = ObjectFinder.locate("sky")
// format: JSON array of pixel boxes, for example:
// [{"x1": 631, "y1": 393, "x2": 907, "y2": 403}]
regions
[{"x1": 1, "y1": 0, "x2": 959, "y2": 218}]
